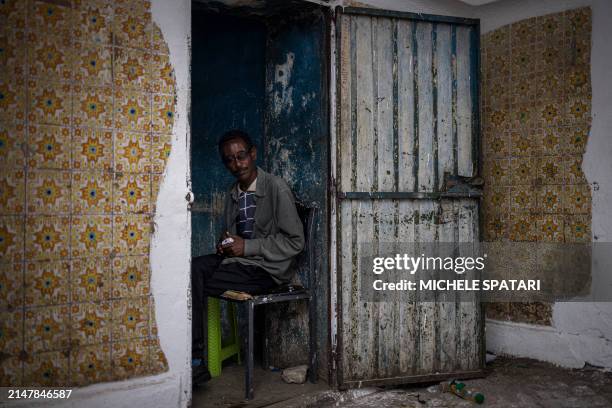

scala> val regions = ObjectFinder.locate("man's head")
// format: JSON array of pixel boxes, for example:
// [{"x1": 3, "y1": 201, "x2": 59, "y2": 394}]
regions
[{"x1": 218, "y1": 130, "x2": 257, "y2": 187}]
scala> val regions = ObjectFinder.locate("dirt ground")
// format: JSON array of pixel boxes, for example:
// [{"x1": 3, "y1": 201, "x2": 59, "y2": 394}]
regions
[{"x1": 193, "y1": 356, "x2": 612, "y2": 407}]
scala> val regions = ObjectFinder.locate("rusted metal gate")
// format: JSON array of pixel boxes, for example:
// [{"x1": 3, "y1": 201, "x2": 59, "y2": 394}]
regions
[{"x1": 333, "y1": 7, "x2": 484, "y2": 388}]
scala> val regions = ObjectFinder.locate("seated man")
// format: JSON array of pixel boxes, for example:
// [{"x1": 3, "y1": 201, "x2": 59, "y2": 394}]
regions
[{"x1": 191, "y1": 129, "x2": 305, "y2": 383}]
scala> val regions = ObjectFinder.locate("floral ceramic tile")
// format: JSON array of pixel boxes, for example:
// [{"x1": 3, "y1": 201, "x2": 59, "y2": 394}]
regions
[
  {"x1": 114, "y1": 131, "x2": 151, "y2": 173},
  {"x1": 71, "y1": 343, "x2": 111, "y2": 386},
  {"x1": 0, "y1": 169, "x2": 25, "y2": 214},
  {"x1": 74, "y1": 43, "x2": 112, "y2": 86},
  {"x1": 511, "y1": 101, "x2": 538, "y2": 129},
  {"x1": 0, "y1": 123, "x2": 26, "y2": 168},
  {"x1": 510, "y1": 73, "x2": 536, "y2": 105},
  {"x1": 564, "y1": 123, "x2": 589, "y2": 154},
  {"x1": 538, "y1": 184, "x2": 564, "y2": 214},
  {"x1": 113, "y1": 214, "x2": 151, "y2": 256},
  {"x1": 24, "y1": 305, "x2": 70, "y2": 353},
  {"x1": 539, "y1": 99, "x2": 564, "y2": 127},
  {"x1": 566, "y1": 96, "x2": 591, "y2": 124},
  {"x1": 566, "y1": 8, "x2": 592, "y2": 38},
  {"x1": 564, "y1": 155, "x2": 587, "y2": 184},
  {"x1": 24, "y1": 260, "x2": 69, "y2": 307},
  {"x1": 71, "y1": 215, "x2": 113, "y2": 259},
  {"x1": 510, "y1": 157, "x2": 536, "y2": 186},
  {"x1": 150, "y1": 174, "x2": 162, "y2": 212},
  {"x1": 564, "y1": 214, "x2": 591, "y2": 243},
  {"x1": 28, "y1": 0, "x2": 73, "y2": 39},
  {"x1": 0, "y1": 356, "x2": 22, "y2": 386},
  {"x1": 27, "y1": 80, "x2": 71, "y2": 126},
  {"x1": 484, "y1": 158, "x2": 510, "y2": 187},
  {"x1": 27, "y1": 32, "x2": 72, "y2": 82},
  {"x1": 73, "y1": 85, "x2": 113, "y2": 128},
  {"x1": 509, "y1": 212, "x2": 537, "y2": 242},
  {"x1": 71, "y1": 257, "x2": 112, "y2": 302},
  {"x1": 0, "y1": 76, "x2": 26, "y2": 123},
  {"x1": 148, "y1": 336, "x2": 168, "y2": 373},
  {"x1": 71, "y1": 301, "x2": 111, "y2": 346},
  {"x1": 113, "y1": 8, "x2": 151, "y2": 50},
  {"x1": 151, "y1": 134, "x2": 172, "y2": 173},
  {"x1": 23, "y1": 350, "x2": 69, "y2": 387},
  {"x1": 112, "y1": 338, "x2": 149, "y2": 380},
  {"x1": 483, "y1": 186, "x2": 510, "y2": 214},
  {"x1": 537, "y1": 156, "x2": 564, "y2": 185},
  {"x1": 72, "y1": 127, "x2": 113, "y2": 172},
  {"x1": 73, "y1": 5, "x2": 112, "y2": 45},
  {"x1": 26, "y1": 170, "x2": 71, "y2": 214},
  {"x1": 511, "y1": 18, "x2": 537, "y2": 45},
  {"x1": 152, "y1": 94, "x2": 175, "y2": 133},
  {"x1": 111, "y1": 296, "x2": 149, "y2": 341},
  {"x1": 0, "y1": 31, "x2": 26, "y2": 78},
  {"x1": 486, "y1": 107, "x2": 510, "y2": 131},
  {"x1": 27, "y1": 124, "x2": 71, "y2": 170},
  {"x1": 536, "y1": 71, "x2": 563, "y2": 100},
  {"x1": 112, "y1": 256, "x2": 150, "y2": 298},
  {"x1": 483, "y1": 130, "x2": 508, "y2": 158},
  {"x1": 539, "y1": 126, "x2": 563, "y2": 156},
  {"x1": 114, "y1": 89, "x2": 151, "y2": 132},
  {"x1": 537, "y1": 13, "x2": 564, "y2": 42},
  {"x1": 0, "y1": 0, "x2": 27, "y2": 35},
  {"x1": 0, "y1": 216, "x2": 24, "y2": 262},
  {"x1": 536, "y1": 214, "x2": 564, "y2": 242},
  {"x1": 0, "y1": 262, "x2": 23, "y2": 310},
  {"x1": 25, "y1": 216, "x2": 70, "y2": 261},
  {"x1": 509, "y1": 129, "x2": 538, "y2": 157},
  {"x1": 114, "y1": 47, "x2": 151, "y2": 91},
  {"x1": 151, "y1": 53, "x2": 175, "y2": 94},
  {"x1": 510, "y1": 185, "x2": 537, "y2": 213},
  {"x1": 564, "y1": 184, "x2": 591, "y2": 214},
  {"x1": 148, "y1": 296, "x2": 158, "y2": 337},
  {"x1": 510, "y1": 46, "x2": 536, "y2": 74},
  {"x1": 0, "y1": 309, "x2": 23, "y2": 355},
  {"x1": 483, "y1": 213, "x2": 507, "y2": 241},
  {"x1": 151, "y1": 23, "x2": 170, "y2": 55},
  {"x1": 565, "y1": 67, "x2": 590, "y2": 97},
  {"x1": 564, "y1": 35, "x2": 590, "y2": 68},
  {"x1": 71, "y1": 172, "x2": 112, "y2": 214},
  {"x1": 114, "y1": 173, "x2": 151, "y2": 214}
]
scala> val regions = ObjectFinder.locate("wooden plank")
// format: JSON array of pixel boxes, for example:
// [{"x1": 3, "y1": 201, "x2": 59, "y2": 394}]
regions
[
  {"x1": 435, "y1": 24, "x2": 454, "y2": 190},
  {"x1": 340, "y1": 199, "x2": 356, "y2": 379},
  {"x1": 416, "y1": 22, "x2": 434, "y2": 192},
  {"x1": 417, "y1": 200, "x2": 436, "y2": 374},
  {"x1": 356, "y1": 200, "x2": 375, "y2": 379},
  {"x1": 339, "y1": 14, "x2": 353, "y2": 193},
  {"x1": 457, "y1": 199, "x2": 477, "y2": 371},
  {"x1": 355, "y1": 15, "x2": 374, "y2": 192},
  {"x1": 373, "y1": 16, "x2": 396, "y2": 378},
  {"x1": 456, "y1": 26, "x2": 473, "y2": 177},
  {"x1": 397, "y1": 19, "x2": 416, "y2": 193}
]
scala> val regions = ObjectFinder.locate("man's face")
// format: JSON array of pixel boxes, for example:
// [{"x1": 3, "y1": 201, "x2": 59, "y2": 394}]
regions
[{"x1": 221, "y1": 139, "x2": 257, "y2": 185}]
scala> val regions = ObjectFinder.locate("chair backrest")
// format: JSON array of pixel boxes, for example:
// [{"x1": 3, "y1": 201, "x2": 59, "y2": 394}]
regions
[{"x1": 293, "y1": 200, "x2": 318, "y2": 290}]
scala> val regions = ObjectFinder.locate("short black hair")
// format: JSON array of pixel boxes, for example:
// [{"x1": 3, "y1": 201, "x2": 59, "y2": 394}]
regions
[{"x1": 217, "y1": 129, "x2": 254, "y2": 158}]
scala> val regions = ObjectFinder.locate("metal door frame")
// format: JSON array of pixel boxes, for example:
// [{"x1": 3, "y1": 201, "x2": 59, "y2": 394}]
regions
[{"x1": 329, "y1": 6, "x2": 484, "y2": 390}]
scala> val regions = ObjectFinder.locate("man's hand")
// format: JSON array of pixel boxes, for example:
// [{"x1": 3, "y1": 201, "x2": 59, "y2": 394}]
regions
[{"x1": 222, "y1": 233, "x2": 245, "y2": 257}]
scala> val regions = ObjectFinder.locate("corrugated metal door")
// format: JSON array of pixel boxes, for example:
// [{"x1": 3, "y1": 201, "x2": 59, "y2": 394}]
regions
[{"x1": 334, "y1": 7, "x2": 484, "y2": 387}]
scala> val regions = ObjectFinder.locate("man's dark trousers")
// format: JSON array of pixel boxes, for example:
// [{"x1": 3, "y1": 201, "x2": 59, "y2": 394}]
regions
[{"x1": 191, "y1": 254, "x2": 276, "y2": 355}]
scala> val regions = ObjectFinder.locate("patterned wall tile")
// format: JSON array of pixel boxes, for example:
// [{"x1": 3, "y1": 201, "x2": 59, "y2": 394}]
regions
[
  {"x1": 0, "y1": 123, "x2": 26, "y2": 168},
  {"x1": 151, "y1": 23, "x2": 169, "y2": 55},
  {"x1": 0, "y1": 262, "x2": 23, "y2": 310},
  {"x1": 25, "y1": 216, "x2": 70, "y2": 261},
  {"x1": 148, "y1": 337, "x2": 167, "y2": 373},
  {"x1": 564, "y1": 214, "x2": 591, "y2": 243},
  {"x1": 23, "y1": 350, "x2": 69, "y2": 387},
  {"x1": 151, "y1": 53, "x2": 174, "y2": 94},
  {"x1": 111, "y1": 296, "x2": 149, "y2": 341},
  {"x1": 27, "y1": 32, "x2": 73, "y2": 82},
  {"x1": 71, "y1": 215, "x2": 112, "y2": 259},
  {"x1": 71, "y1": 301, "x2": 111, "y2": 346},
  {"x1": 113, "y1": 214, "x2": 151, "y2": 256},
  {"x1": 112, "y1": 338, "x2": 149, "y2": 380},
  {"x1": 510, "y1": 157, "x2": 536, "y2": 186},
  {"x1": 151, "y1": 134, "x2": 171, "y2": 173},
  {"x1": 24, "y1": 305, "x2": 70, "y2": 353},
  {"x1": 510, "y1": 129, "x2": 538, "y2": 157},
  {"x1": 24, "y1": 260, "x2": 70, "y2": 307},
  {"x1": 539, "y1": 126, "x2": 563, "y2": 156},
  {"x1": 112, "y1": 256, "x2": 150, "y2": 298},
  {"x1": 0, "y1": 76, "x2": 26, "y2": 123},
  {"x1": 114, "y1": 173, "x2": 150, "y2": 214},
  {"x1": 537, "y1": 156, "x2": 564, "y2": 184},
  {"x1": 73, "y1": 85, "x2": 113, "y2": 128},
  {"x1": 27, "y1": 80, "x2": 71, "y2": 126},
  {"x1": 0, "y1": 30, "x2": 26, "y2": 78},
  {"x1": 74, "y1": 43, "x2": 112, "y2": 86},
  {"x1": 72, "y1": 172, "x2": 112, "y2": 214},
  {"x1": 564, "y1": 184, "x2": 591, "y2": 214},
  {"x1": 538, "y1": 185, "x2": 564, "y2": 213},
  {"x1": 0, "y1": 0, "x2": 27, "y2": 36},
  {"x1": 113, "y1": 8, "x2": 151, "y2": 50},
  {"x1": 0, "y1": 356, "x2": 22, "y2": 387},
  {"x1": 114, "y1": 89, "x2": 151, "y2": 132},
  {"x1": 71, "y1": 257, "x2": 111, "y2": 302},
  {"x1": 564, "y1": 154, "x2": 587, "y2": 184},
  {"x1": 152, "y1": 94, "x2": 175, "y2": 133},
  {"x1": 72, "y1": 127, "x2": 113, "y2": 172},
  {"x1": 114, "y1": 47, "x2": 151, "y2": 91},
  {"x1": 114, "y1": 131, "x2": 150, "y2": 173},
  {"x1": 0, "y1": 216, "x2": 24, "y2": 262},
  {"x1": 564, "y1": 123, "x2": 589, "y2": 155},
  {"x1": 27, "y1": 125, "x2": 71, "y2": 170},
  {"x1": 28, "y1": 0, "x2": 73, "y2": 39},
  {"x1": 509, "y1": 212, "x2": 537, "y2": 242},
  {"x1": 0, "y1": 309, "x2": 23, "y2": 355},
  {"x1": 511, "y1": 185, "x2": 537, "y2": 213},
  {"x1": 0, "y1": 169, "x2": 25, "y2": 214},
  {"x1": 73, "y1": 5, "x2": 112, "y2": 45},
  {"x1": 536, "y1": 214, "x2": 564, "y2": 242},
  {"x1": 71, "y1": 343, "x2": 111, "y2": 386},
  {"x1": 27, "y1": 170, "x2": 71, "y2": 214}
]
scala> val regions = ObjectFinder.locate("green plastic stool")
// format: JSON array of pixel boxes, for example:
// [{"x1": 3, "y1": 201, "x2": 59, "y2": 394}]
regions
[{"x1": 207, "y1": 297, "x2": 241, "y2": 377}]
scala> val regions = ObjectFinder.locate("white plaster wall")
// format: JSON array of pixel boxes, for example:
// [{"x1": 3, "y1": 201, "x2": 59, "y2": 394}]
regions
[
  {"x1": 9, "y1": 1, "x2": 194, "y2": 407},
  {"x1": 477, "y1": 0, "x2": 612, "y2": 369}
]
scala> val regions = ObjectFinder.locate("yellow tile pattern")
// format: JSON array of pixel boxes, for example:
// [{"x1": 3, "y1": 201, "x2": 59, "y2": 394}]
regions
[
  {"x1": 0, "y1": 0, "x2": 174, "y2": 386},
  {"x1": 482, "y1": 8, "x2": 592, "y2": 325}
]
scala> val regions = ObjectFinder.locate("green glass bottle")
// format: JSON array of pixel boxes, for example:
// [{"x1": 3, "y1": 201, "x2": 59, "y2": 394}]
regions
[{"x1": 442, "y1": 380, "x2": 485, "y2": 404}]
